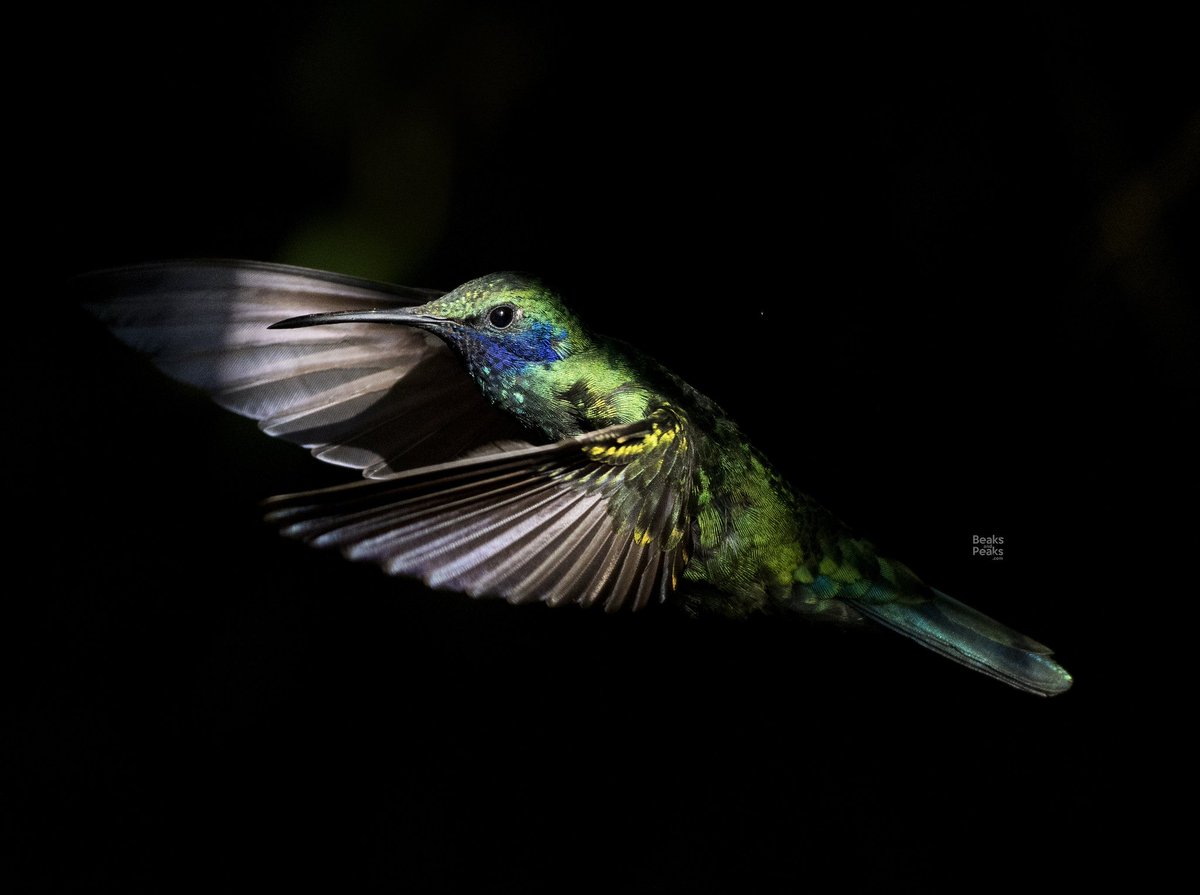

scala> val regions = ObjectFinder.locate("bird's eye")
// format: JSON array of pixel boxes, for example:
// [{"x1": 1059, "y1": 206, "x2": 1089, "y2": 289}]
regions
[{"x1": 488, "y1": 305, "x2": 515, "y2": 329}]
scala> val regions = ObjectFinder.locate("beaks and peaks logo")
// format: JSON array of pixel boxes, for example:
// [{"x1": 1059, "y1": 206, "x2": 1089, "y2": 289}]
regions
[{"x1": 972, "y1": 534, "x2": 1004, "y2": 560}]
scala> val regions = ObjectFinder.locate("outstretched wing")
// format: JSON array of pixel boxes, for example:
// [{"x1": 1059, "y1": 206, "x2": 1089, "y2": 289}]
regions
[
  {"x1": 264, "y1": 406, "x2": 698, "y2": 612},
  {"x1": 79, "y1": 260, "x2": 530, "y2": 477}
]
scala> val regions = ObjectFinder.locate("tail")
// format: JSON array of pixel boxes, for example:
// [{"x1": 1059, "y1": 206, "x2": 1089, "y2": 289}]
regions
[
  {"x1": 852, "y1": 588, "x2": 1073, "y2": 696},
  {"x1": 793, "y1": 553, "x2": 1073, "y2": 695}
]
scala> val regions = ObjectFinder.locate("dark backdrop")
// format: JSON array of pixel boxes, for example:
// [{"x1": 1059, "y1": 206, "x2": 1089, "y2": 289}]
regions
[{"x1": 9, "y1": 3, "x2": 1196, "y2": 891}]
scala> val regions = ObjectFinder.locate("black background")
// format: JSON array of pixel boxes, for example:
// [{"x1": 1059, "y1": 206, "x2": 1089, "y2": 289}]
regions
[{"x1": 9, "y1": 3, "x2": 1197, "y2": 891}]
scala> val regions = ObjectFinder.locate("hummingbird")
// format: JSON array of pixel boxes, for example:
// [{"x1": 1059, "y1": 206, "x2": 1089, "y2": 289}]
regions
[{"x1": 81, "y1": 260, "x2": 1072, "y2": 696}]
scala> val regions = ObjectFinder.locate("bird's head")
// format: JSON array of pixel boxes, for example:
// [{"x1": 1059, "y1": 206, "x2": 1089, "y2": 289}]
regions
[
  {"x1": 271, "y1": 273, "x2": 592, "y2": 432},
  {"x1": 412, "y1": 273, "x2": 586, "y2": 379}
]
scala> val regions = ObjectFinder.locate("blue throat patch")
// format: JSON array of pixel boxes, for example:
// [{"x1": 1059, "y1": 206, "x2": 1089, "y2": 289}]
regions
[{"x1": 460, "y1": 322, "x2": 567, "y2": 377}]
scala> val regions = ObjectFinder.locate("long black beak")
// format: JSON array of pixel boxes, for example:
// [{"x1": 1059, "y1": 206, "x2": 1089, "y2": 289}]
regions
[{"x1": 268, "y1": 308, "x2": 449, "y2": 330}]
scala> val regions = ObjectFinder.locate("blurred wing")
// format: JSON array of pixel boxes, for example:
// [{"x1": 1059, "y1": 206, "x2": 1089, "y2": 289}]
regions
[
  {"x1": 264, "y1": 406, "x2": 698, "y2": 612},
  {"x1": 79, "y1": 260, "x2": 530, "y2": 477}
]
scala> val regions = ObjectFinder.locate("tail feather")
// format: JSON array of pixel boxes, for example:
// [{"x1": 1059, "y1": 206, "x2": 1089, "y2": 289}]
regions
[{"x1": 852, "y1": 588, "x2": 1073, "y2": 697}]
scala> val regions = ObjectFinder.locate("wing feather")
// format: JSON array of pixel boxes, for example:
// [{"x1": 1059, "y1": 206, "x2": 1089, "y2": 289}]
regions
[
  {"x1": 80, "y1": 260, "x2": 528, "y2": 476},
  {"x1": 264, "y1": 408, "x2": 698, "y2": 611}
]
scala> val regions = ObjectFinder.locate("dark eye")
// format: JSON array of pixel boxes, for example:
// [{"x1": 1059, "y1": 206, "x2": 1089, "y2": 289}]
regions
[{"x1": 488, "y1": 305, "x2": 515, "y2": 328}]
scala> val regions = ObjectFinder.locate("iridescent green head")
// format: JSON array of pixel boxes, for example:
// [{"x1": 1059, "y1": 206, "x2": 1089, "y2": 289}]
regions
[{"x1": 415, "y1": 273, "x2": 587, "y2": 385}]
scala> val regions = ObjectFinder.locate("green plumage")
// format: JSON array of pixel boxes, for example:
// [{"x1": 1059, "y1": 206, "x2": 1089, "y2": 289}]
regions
[{"x1": 84, "y1": 262, "x2": 1073, "y2": 696}]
